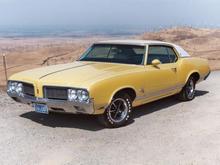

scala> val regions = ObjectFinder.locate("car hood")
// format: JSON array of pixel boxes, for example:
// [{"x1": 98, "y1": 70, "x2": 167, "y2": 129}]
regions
[{"x1": 10, "y1": 61, "x2": 139, "y2": 88}]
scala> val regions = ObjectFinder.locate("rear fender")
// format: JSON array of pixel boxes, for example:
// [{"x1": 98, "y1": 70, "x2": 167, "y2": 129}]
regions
[{"x1": 185, "y1": 70, "x2": 200, "y2": 85}]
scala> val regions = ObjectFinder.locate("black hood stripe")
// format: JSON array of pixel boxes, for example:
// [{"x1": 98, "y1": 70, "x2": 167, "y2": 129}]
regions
[{"x1": 39, "y1": 63, "x2": 94, "y2": 80}]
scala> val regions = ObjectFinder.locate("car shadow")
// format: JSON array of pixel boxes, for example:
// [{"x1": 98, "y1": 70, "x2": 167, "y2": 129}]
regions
[
  {"x1": 132, "y1": 90, "x2": 209, "y2": 119},
  {"x1": 20, "y1": 112, "x2": 103, "y2": 131},
  {"x1": 20, "y1": 90, "x2": 209, "y2": 131}
]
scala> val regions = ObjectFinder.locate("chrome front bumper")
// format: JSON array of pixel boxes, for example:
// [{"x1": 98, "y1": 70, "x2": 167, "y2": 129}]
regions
[{"x1": 7, "y1": 93, "x2": 94, "y2": 114}]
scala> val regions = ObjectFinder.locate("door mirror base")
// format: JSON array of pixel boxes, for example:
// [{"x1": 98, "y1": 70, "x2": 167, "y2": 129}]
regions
[{"x1": 151, "y1": 59, "x2": 161, "y2": 67}]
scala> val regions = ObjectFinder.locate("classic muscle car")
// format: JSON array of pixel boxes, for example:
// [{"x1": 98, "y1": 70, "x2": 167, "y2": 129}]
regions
[{"x1": 7, "y1": 40, "x2": 210, "y2": 127}]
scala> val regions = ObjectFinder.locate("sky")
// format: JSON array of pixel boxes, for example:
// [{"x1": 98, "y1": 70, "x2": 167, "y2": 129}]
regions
[{"x1": 0, "y1": 0, "x2": 220, "y2": 31}]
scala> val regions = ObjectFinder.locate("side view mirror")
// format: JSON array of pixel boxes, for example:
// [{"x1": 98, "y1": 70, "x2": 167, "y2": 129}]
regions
[{"x1": 151, "y1": 59, "x2": 161, "y2": 67}]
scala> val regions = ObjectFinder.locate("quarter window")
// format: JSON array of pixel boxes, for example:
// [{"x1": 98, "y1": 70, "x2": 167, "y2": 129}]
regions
[
  {"x1": 147, "y1": 45, "x2": 177, "y2": 64},
  {"x1": 166, "y1": 47, "x2": 177, "y2": 63}
]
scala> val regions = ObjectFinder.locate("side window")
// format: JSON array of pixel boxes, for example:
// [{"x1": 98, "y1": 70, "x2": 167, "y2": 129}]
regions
[
  {"x1": 147, "y1": 46, "x2": 170, "y2": 64},
  {"x1": 166, "y1": 47, "x2": 177, "y2": 63},
  {"x1": 147, "y1": 45, "x2": 177, "y2": 64}
]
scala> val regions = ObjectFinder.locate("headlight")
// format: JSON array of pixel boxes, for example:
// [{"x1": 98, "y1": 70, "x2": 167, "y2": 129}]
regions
[
  {"x1": 68, "y1": 89, "x2": 77, "y2": 101},
  {"x1": 16, "y1": 83, "x2": 23, "y2": 95},
  {"x1": 68, "y1": 89, "x2": 89, "y2": 102},
  {"x1": 77, "y1": 90, "x2": 89, "y2": 102},
  {"x1": 8, "y1": 82, "x2": 16, "y2": 93},
  {"x1": 7, "y1": 81, "x2": 23, "y2": 95},
  {"x1": 81, "y1": 90, "x2": 89, "y2": 101}
]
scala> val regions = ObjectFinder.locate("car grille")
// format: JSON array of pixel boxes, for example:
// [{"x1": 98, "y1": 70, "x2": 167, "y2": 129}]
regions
[
  {"x1": 23, "y1": 83, "x2": 35, "y2": 96},
  {"x1": 44, "y1": 86, "x2": 68, "y2": 100}
]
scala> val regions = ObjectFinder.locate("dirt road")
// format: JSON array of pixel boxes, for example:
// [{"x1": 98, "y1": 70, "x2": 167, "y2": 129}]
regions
[{"x1": 0, "y1": 71, "x2": 220, "y2": 165}]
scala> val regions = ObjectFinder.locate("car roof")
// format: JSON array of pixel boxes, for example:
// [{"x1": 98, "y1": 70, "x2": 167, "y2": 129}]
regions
[
  {"x1": 97, "y1": 40, "x2": 190, "y2": 57},
  {"x1": 97, "y1": 40, "x2": 174, "y2": 46}
]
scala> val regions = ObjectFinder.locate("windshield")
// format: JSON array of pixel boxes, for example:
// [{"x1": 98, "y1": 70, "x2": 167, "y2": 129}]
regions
[{"x1": 79, "y1": 44, "x2": 145, "y2": 65}]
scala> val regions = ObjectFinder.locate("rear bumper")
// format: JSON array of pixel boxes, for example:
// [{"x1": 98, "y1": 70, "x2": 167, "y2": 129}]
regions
[
  {"x1": 204, "y1": 71, "x2": 211, "y2": 80},
  {"x1": 7, "y1": 92, "x2": 94, "y2": 114}
]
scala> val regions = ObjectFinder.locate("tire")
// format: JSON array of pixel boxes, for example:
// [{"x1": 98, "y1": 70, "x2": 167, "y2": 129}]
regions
[
  {"x1": 97, "y1": 93, "x2": 132, "y2": 128},
  {"x1": 178, "y1": 76, "x2": 196, "y2": 101}
]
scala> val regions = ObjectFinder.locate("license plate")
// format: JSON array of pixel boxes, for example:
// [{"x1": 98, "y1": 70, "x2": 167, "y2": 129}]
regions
[{"x1": 34, "y1": 104, "x2": 49, "y2": 114}]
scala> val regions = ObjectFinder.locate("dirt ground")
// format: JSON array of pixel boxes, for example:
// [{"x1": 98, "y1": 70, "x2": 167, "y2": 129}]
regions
[{"x1": 0, "y1": 71, "x2": 219, "y2": 165}]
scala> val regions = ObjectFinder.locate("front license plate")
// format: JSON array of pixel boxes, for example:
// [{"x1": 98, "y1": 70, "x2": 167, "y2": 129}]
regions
[{"x1": 34, "y1": 104, "x2": 49, "y2": 114}]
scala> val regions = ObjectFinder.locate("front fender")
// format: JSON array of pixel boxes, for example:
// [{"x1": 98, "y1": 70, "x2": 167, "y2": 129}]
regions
[
  {"x1": 108, "y1": 85, "x2": 137, "y2": 105},
  {"x1": 89, "y1": 74, "x2": 143, "y2": 114}
]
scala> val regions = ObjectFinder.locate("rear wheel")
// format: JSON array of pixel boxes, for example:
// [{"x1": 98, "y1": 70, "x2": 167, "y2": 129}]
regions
[
  {"x1": 98, "y1": 93, "x2": 132, "y2": 128},
  {"x1": 178, "y1": 76, "x2": 196, "y2": 101}
]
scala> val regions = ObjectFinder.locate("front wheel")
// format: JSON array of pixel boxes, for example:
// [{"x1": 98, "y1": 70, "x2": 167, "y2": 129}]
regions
[
  {"x1": 97, "y1": 93, "x2": 132, "y2": 128},
  {"x1": 178, "y1": 76, "x2": 196, "y2": 101}
]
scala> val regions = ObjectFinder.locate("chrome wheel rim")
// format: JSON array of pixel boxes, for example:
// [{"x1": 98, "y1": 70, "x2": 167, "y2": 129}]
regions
[
  {"x1": 186, "y1": 79, "x2": 195, "y2": 99},
  {"x1": 108, "y1": 98, "x2": 128, "y2": 123}
]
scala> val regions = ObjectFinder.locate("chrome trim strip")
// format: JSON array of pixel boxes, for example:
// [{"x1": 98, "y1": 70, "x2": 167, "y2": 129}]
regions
[{"x1": 136, "y1": 84, "x2": 184, "y2": 101}]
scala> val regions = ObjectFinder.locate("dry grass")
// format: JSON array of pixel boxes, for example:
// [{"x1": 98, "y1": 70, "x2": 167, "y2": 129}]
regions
[{"x1": 0, "y1": 27, "x2": 220, "y2": 86}]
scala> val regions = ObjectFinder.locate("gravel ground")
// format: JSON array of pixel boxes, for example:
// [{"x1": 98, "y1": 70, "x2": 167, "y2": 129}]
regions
[{"x1": 0, "y1": 71, "x2": 220, "y2": 165}]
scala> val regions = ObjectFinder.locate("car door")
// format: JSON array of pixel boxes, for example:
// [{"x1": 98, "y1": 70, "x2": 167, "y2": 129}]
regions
[{"x1": 142, "y1": 45, "x2": 179, "y2": 101}]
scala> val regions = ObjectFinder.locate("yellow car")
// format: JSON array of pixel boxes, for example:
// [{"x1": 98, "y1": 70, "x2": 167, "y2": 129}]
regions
[{"x1": 7, "y1": 40, "x2": 210, "y2": 127}]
